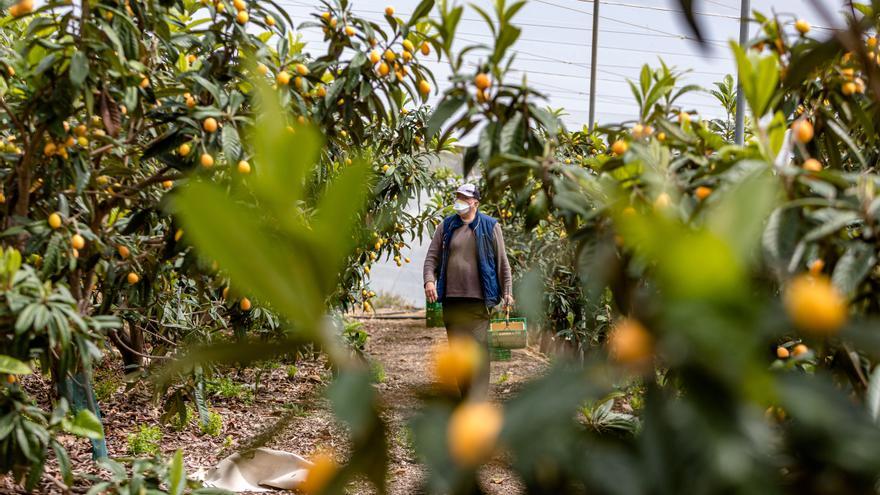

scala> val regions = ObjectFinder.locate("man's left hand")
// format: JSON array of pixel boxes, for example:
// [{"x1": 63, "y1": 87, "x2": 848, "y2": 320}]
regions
[{"x1": 503, "y1": 294, "x2": 515, "y2": 309}]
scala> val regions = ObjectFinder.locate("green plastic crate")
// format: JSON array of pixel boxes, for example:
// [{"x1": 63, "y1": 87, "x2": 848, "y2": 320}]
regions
[
  {"x1": 489, "y1": 347, "x2": 511, "y2": 361},
  {"x1": 489, "y1": 317, "x2": 527, "y2": 349},
  {"x1": 426, "y1": 301, "x2": 443, "y2": 327}
]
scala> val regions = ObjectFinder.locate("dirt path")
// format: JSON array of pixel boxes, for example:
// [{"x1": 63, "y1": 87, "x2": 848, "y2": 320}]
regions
[
  {"x1": 6, "y1": 310, "x2": 549, "y2": 494},
  {"x1": 362, "y1": 312, "x2": 549, "y2": 494}
]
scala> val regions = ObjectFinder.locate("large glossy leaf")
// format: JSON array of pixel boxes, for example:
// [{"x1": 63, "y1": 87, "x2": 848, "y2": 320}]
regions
[
  {"x1": 784, "y1": 37, "x2": 843, "y2": 88},
  {"x1": 762, "y1": 207, "x2": 802, "y2": 278},
  {"x1": 706, "y1": 160, "x2": 780, "y2": 264},
  {"x1": 176, "y1": 182, "x2": 322, "y2": 329},
  {"x1": 222, "y1": 124, "x2": 242, "y2": 162},
  {"x1": 499, "y1": 113, "x2": 522, "y2": 154},
  {"x1": 310, "y1": 160, "x2": 373, "y2": 291},
  {"x1": 408, "y1": 0, "x2": 435, "y2": 25},
  {"x1": 731, "y1": 44, "x2": 779, "y2": 119},
  {"x1": 0, "y1": 355, "x2": 31, "y2": 374},
  {"x1": 825, "y1": 118, "x2": 867, "y2": 169},
  {"x1": 64, "y1": 410, "x2": 104, "y2": 440},
  {"x1": 832, "y1": 242, "x2": 876, "y2": 299},
  {"x1": 502, "y1": 364, "x2": 605, "y2": 486},
  {"x1": 168, "y1": 450, "x2": 186, "y2": 495},
  {"x1": 69, "y1": 50, "x2": 88, "y2": 87},
  {"x1": 803, "y1": 211, "x2": 859, "y2": 242}
]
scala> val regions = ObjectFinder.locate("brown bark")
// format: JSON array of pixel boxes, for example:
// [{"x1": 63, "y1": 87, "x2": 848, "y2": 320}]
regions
[{"x1": 109, "y1": 322, "x2": 145, "y2": 371}]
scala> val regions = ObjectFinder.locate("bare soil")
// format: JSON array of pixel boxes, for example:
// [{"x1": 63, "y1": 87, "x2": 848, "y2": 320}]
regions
[{"x1": 2, "y1": 309, "x2": 549, "y2": 494}]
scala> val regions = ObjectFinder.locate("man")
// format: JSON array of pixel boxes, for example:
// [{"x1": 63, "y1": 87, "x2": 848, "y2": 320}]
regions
[{"x1": 423, "y1": 183, "x2": 513, "y2": 399}]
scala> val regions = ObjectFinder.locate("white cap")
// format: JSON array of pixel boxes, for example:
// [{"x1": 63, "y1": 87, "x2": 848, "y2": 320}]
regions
[{"x1": 455, "y1": 183, "x2": 480, "y2": 199}]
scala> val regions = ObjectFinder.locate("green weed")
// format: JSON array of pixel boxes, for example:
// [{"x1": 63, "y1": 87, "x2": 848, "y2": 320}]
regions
[
  {"x1": 200, "y1": 410, "x2": 223, "y2": 437},
  {"x1": 370, "y1": 361, "x2": 386, "y2": 383},
  {"x1": 93, "y1": 373, "x2": 122, "y2": 402},
  {"x1": 127, "y1": 425, "x2": 162, "y2": 456},
  {"x1": 207, "y1": 377, "x2": 251, "y2": 402}
]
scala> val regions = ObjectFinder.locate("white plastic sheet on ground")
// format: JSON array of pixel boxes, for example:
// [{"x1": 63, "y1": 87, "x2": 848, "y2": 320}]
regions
[{"x1": 197, "y1": 447, "x2": 313, "y2": 492}]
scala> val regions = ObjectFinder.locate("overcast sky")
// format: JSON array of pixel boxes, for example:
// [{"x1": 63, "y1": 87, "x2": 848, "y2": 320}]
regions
[{"x1": 278, "y1": 0, "x2": 849, "y2": 130}]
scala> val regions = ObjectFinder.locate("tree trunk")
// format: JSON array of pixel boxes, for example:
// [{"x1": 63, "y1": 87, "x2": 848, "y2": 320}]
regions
[{"x1": 109, "y1": 321, "x2": 144, "y2": 372}]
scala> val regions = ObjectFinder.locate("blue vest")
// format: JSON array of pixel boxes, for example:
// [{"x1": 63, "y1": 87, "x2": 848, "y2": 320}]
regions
[{"x1": 436, "y1": 211, "x2": 501, "y2": 307}]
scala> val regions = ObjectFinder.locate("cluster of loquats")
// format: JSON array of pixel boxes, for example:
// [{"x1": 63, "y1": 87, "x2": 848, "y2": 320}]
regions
[
  {"x1": 359, "y1": 7, "x2": 433, "y2": 96},
  {"x1": 47, "y1": 210, "x2": 147, "y2": 279},
  {"x1": 231, "y1": 0, "x2": 249, "y2": 24},
  {"x1": 607, "y1": 110, "x2": 695, "y2": 161},
  {"x1": 169, "y1": 115, "x2": 251, "y2": 174},
  {"x1": 38, "y1": 117, "x2": 112, "y2": 163},
  {"x1": 790, "y1": 119, "x2": 823, "y2": 173},
  {"x1": 359, "y1": 288, "x2": 377, "y2": 313},
  {"x1": 473, "y1": 72, "x2": 491, "y2": 103},
  {"x1": 217, "y1": 284, "x2": 252, "y2": 312}
]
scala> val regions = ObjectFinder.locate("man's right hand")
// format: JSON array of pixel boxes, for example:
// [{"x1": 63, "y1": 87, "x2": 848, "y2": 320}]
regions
[{"x1": 425, "y1": 282, "x2": 438, "y2": 303}]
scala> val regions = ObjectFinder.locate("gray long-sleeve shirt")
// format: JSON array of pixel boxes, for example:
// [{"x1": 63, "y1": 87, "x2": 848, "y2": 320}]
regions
[{"x1": 422, "y1": 218, "x2": 513, "y2": 301}]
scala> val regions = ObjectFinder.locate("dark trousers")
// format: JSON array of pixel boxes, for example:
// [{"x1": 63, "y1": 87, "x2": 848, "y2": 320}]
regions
[{"x1": 442, "y1": 297, "x2": 490, "y2": 399}]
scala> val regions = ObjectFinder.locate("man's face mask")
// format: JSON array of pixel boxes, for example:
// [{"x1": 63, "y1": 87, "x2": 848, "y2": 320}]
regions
[{"x1": 453, "y1": 200, "x2": 471, "y2": 214}]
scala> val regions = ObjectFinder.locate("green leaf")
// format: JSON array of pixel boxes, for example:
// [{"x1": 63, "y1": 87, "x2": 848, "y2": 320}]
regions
[
  {"x1": 706, "y1": 161, "x2": 780, "y2": 264},
  {"x1": 310, "y1": 162, "x2": 372, "y2": 289},
  {"x1": 803, "y1": 211, "x2": 859, "y2": 242},
  {"x1": 426, "y1": 95, "x2": 466, "y2": 139},
  {"x1": 176, "y1": 51, "x2": 188, "y2": 73},
  {"x1": 176, "y1": 182, "x2": 321, "y2": 330},
  {"x1": 503, "y1": 365, "x2": 602, "y2": 454},
  {"x1": 825, "y1": 118, "x2": 867, "y2": 169},
  {"x1": 530, "y1": 106, "x2": 559, "y2": 136},
  {"x1": 731, "y1": 43, "x2": 779, "y2": 119},
  {"x1": 408, "y1": 0, "x2": 434, "y2": 25},
  {"x1": 766, "y1": 111, "x2": 787, "y2": 158},
  {"x1": 192, "y1": 76, "x2": 222, "y2": 104},
  {"x1": 15, "y1": 304, "x2": 39, "y2": 335},
  {"x1": 64, "y1": 410, "x2": 105, "y2": 440},
  {"x1": 784, "y1": 38, "x2": 843, "y2": 88},
  {"x1": 325, "y1": 370, "x2": 389, "y2": 493},
  {"x1": 0, "y1": 355, "x2": 31, "y2": 375},
  {"x1": 24, "y1": 450, "x2": 45, "y2": 492},
  {"x1": 69, "y1": 51, "x2": 88, "y2": 87},
  {"x1": 762, "y1": 207, "x2": 802, "y2": 278},
  {"x1": 831, "y1": 242, "x2": 875, "y2": 299},
  {"x1": 222, "y1": 124, "x2": 242, "y2": 162},
  {"x1": 328, "y1": 371, "x2": 377, "y2": 441},
  {"x1": 493, "y1": 24, "x2": 522, "y2": 65},
  {"x1": 639, "y1": 65, "x2": 651, "y2": 96},
  {"x1": 168, "y1": 450, "x2": 186, "y2": 495},
  {"x1": 250, "y1": 84, "x2": 318, "y2": 205},
  {"x1": 194, "y1": 372, "x2": 210, "y2": 426},
  {"x1": 52, "y1": 440, "x2": 73, "y2": 486},
  {"x1": 499, "y1": 113, "x2": 522, "y2": 154}
]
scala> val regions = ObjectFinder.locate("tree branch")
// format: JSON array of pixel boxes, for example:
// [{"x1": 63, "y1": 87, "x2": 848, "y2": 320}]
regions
[
  {"x1": 109, "y1": 329, "x2": 171, "y2": 360},
  {"x1": 0, "y1": 95, "x2": 26, "y2": 138}
]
